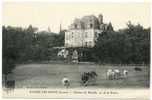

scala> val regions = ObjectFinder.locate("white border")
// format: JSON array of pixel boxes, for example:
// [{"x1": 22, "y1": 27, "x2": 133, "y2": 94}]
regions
[{"x1": 0, "y1": 0, "x2": 151, "y2": 100}]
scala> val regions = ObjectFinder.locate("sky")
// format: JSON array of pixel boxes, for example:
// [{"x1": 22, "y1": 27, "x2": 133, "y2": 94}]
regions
[{"x1": 3, "y1": 2, "x2": 151, "y2": 33}]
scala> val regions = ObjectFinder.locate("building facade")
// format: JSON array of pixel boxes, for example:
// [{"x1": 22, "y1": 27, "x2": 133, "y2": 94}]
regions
[{"x1": 65, "y1": 14, "x2": 113, "y2": 48}]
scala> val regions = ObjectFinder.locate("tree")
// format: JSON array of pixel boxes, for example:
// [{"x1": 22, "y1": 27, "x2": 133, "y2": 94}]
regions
[{"x1": 93, "y1": 22, "x2": 150, "y2": 64}]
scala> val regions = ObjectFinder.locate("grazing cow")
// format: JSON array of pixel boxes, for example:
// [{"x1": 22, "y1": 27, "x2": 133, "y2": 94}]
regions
[
  {"x1": 81, "y1": 72, "x2": 89, "y2": 86},
  {"x1": 89, "y1": 71, "x2": 98, "y2": 85},
  {"x1": 114, "y1": 69, "x2": 121, "y2": 79},
  {"x1": 107, "y1": 69, "x2": 115, "y2": 80},
  {"x1": 62, "y1": 77, "x2": 70, "y2": 88},
  {"x1": 90, "y1": 71, "x2": 98, "y2": 78},
  {"x1": 81, "y1": 71, "x2": 98, "y2": 86},
  {"x1": 123, "y1": 69, "x2": 128, "y2": 78},
  {"x1": 134, "y1": 67, "x2": 142, "y2": 71}
]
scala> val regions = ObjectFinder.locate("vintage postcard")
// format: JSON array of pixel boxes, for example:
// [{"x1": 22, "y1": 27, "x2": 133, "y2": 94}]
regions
[{"x1": 2, "y1": 1, "x2": 150, "y2": 99}]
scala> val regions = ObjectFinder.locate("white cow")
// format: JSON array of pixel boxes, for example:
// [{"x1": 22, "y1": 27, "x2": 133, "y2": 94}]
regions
[
  {"x1": 107, "y1": 69, "x2": 115, "y2": 80},
  {"x1": 123, "y1": 69, "x2": 128, "y2": 78},
  {"x1": 114, "y1": 69, "x2": 121, "y2": 79},
  {"x1": 62, "y1": 77, "x2": 70, "y2": 88}
]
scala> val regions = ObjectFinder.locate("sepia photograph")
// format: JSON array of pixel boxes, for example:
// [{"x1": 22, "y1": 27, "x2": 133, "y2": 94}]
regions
[{"x1": 2, "y1": 1, "x2": 150, "y2": 99}]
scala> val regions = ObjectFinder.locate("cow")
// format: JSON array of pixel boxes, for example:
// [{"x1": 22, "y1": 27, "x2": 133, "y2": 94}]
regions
[
  {"x1": 123, "y1": 69, "x2": 128, "y2": 78},
  {"x1": 134, "y1": 67, "x2": 142, "y2": 71},
  {"x1": 107, "y1": 69, "x2": 115, "y2": 80},
  {"x1": 114, "y1": 69, "x2": 121, "y2": 79},
  {"x1": 62, "y1": 77, "x2": 70, "y2": 88},
  {"x1": 81, "y1": 71, "x2": 98, "y2": 86}
]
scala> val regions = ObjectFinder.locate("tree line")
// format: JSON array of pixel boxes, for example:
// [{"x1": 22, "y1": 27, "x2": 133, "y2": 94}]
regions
[
  {"x1": 2, "y1": 25, "x2": 64, "y2": 74},
  {"x1": 2, "y1": 22, "x2": 150, "y2": 75},
  {"x1": 92, "y1": 22, "x2": 150, "y2": 64}
]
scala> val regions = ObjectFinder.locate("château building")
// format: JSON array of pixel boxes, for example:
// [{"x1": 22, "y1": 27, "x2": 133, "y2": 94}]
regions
[
  {"x1": 65, "y1": 14, "x2": 113, "y2": 48},
  {"x1": 57, "y1": 14, "x2": 113, "y2": 62}
]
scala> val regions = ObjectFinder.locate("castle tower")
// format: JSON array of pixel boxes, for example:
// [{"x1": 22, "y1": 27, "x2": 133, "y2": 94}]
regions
[{"x1": 98, "y1": 14, "x2": 103, "y2": 24}]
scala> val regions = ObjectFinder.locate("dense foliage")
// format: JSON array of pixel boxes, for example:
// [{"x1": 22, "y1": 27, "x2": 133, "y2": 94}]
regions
[
  {"x1": 93, "y1": 22, "x2": 150, "y2": 64},
  {"x1": 2, "y1": 22, "x2": 150, "y2": 75},
  {"x1": 2, "y1": 25, "x2": 64, "y2": 74}
]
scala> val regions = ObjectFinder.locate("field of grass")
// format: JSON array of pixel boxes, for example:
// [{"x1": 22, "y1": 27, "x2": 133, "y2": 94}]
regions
[{"x1": 10, "y1": 63, "x2": 149, "y2": 88}]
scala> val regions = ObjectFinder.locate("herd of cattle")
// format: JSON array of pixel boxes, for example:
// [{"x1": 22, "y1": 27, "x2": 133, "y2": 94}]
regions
[
  {"x1": 4, "y1": 66, "x2": 143, "y2": 90},
  {"x1": 62, "y1": 67, "x2": 142, "y2": 88}
]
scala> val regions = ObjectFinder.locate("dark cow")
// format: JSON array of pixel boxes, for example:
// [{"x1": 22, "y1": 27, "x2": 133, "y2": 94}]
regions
[
  {"x1": 90, "y1": 71, "x2": 98, "y2": 78},
  {"x1": 81, "y1": 72, "x2": 89, "y2": 86},
  {"x1": 134, "y1": 67, "x2": 142, "y2": 71},
  {"x1": 81, "y1": 71, "x2": 98, "y2": 86}
]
